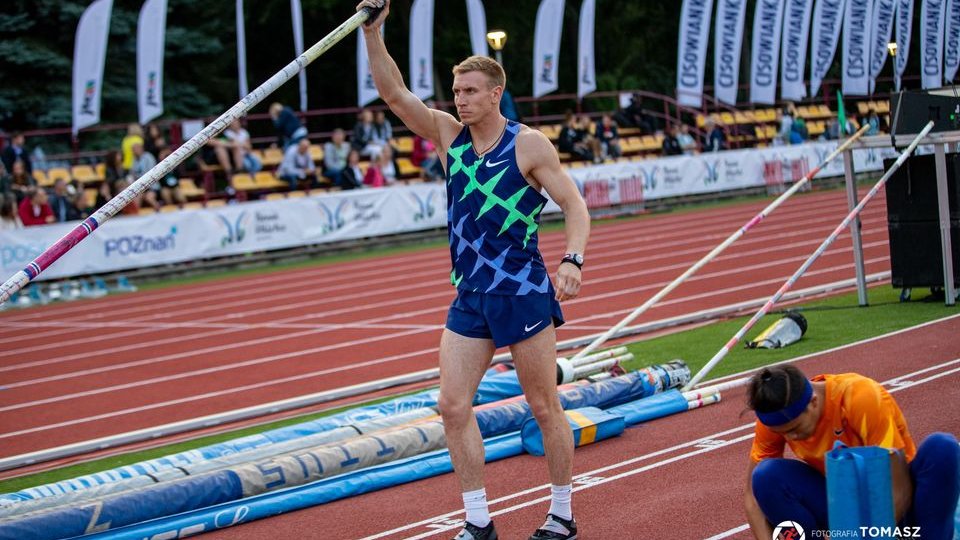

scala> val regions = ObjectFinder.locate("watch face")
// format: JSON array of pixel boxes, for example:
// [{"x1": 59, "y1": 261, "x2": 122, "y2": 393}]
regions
[{"x1": 574, "y1": 254, "x2": 584, "y2": 265}]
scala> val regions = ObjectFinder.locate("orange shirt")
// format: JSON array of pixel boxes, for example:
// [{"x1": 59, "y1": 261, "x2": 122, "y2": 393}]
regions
[{"x1": 750, "y1": 373, "x2": 916, "y2": 474}]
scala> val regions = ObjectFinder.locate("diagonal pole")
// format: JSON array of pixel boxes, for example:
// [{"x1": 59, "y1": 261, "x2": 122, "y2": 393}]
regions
[
  {"x1": 0, "y1": 6, "x2": 381, "y2": 306},
  {"x1": 570, "y1": 124, "x2": 871, "y2": 362},
  {"x1": 683, "y1": 121, "x2": 935, "y2": 391}
]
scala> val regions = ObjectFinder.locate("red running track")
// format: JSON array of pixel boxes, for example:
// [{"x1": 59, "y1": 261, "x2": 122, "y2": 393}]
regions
[
  {"x1": 201, "y1": 315, "x2": 960, "y2": 540},
  {"x1": 0, "y1": 188, "x2": 895, "y2": 459}
]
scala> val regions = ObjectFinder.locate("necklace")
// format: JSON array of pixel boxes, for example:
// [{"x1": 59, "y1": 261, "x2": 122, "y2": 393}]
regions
[{"x1": 473, "y1": 119, "x2": 508, "y2": 159}]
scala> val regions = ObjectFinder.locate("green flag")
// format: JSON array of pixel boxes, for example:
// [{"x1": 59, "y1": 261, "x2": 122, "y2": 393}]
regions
[{"x1": 836, "y1": 90, "x2": 846, "y2": 137}]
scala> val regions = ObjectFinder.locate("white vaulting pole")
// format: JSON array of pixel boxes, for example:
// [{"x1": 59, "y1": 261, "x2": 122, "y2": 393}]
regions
[
  {"x1": 570, "y1": 124, "x2": 871, "y2": 362},
  {"x1": 683, "y1": 121, "x2": 935, "y2": 391},
  {"x1": 0, "y1": 6, "x2": 382, "y2": 306}
]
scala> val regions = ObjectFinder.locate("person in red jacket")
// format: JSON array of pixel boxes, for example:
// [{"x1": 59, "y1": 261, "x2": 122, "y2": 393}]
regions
[{"x1": 18, "y1": 188, "x2": 54, "y2": 226}]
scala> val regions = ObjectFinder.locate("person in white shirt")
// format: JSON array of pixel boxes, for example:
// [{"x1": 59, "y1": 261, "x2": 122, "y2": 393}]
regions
[
  {"x1": 323, "y1": 129, "x2": 351, "y2": 184},
  {"x1": 277, "y1": 138, "x2": 316, "y2": 190},
  {"x1": 223, "y1": 119, "x2": 262, "y2": 173}
]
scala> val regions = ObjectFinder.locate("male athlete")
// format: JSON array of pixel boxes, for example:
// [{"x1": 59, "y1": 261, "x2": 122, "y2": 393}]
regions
[
  {"x1": 744, "y1": 365, "x2": 959, "y2": 540},
  {"x1": 357, "y1": 2, "x2": 590, "y2": 539}
]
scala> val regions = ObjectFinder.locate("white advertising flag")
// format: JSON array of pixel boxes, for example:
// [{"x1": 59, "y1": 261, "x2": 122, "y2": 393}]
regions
[
  {"x1": 357, "y1": 27, "x2": 382, "y2": 107},
  {"x1": 944, "y1": 0, "x2": 960, "y2": 82},
  {"x1": 236, "y1": 0, "x2": 249, "y2": 98},
  {"x1": 291, "y1": 0, "x2": 307, "y2": 111},
  {"x1": 895, "y1": 0, "x2": 915, "y2": 90},
  {"x1": 466, "y1": 0, "x2": 489, "y2": 57},
  {"x1": 410, "y1": 0, "x2": 435, "y2": 100},
  {"x1": 868, "y1": 0, "x2": 897, "y2": 93},
  {"x1": 676, "y1": 0, "x2": 715, "y2": 107},
  {"x1": 532, "y1": 0, "x2": 565, "y2": 98},
  {"x1": 137, "y1": 0, "x2": 166, "y2": 125},
  {"x1": 842, "y1": 0, "x2": 872, "y2": 95},
  {"x1": 749, "y1": 0, "x2": 786, "y2": 104},
  {"x1": 781, "y1": 0, "x2": 815, "y2": 100},
  {"x1": 714, "y1": 0, "x2": 748, "y2": 105},
  {"x1": 921, "y1": 0, "x2": 947, "y2": 88},
  {"x1": 72, "y1": 0, "x2": 113, "y2": 135},
  {"x1": 578, "y1": 0, "x2": 596, "y2": 98},
  {"x1": 810, "y1": 0, "x2": 847, "y2": 97}
]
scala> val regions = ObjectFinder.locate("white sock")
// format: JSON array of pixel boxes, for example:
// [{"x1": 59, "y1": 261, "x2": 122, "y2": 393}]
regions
[
  {"x1": 548, "y1": 484, "x2": 573, "y2": 521},
  {"x1": 462, "y1": 488, "x2": 490, "y2": 528}
]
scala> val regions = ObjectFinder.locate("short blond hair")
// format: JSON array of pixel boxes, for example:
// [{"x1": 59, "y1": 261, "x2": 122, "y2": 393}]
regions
[{"x1": 452, "y1": 56, "x2": 505, "y2": 89}]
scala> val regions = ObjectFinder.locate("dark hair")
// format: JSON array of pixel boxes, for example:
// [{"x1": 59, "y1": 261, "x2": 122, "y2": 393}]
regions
[{"x1": 746, "y1": 365, "x2": 809, "y2": 413}]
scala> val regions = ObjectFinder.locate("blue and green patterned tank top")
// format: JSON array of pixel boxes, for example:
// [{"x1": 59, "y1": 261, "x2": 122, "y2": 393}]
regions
[{"x1": 445, "y1": 120, "x2": 549, "y2": 295}]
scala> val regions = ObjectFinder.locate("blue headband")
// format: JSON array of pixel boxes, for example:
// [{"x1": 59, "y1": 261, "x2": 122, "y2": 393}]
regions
[{"x1": 756, "y1": 378, "x2": 813, "y2": 427}]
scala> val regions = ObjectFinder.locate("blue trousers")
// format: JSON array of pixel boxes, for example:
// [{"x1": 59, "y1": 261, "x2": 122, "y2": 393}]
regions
[{"x1": 752, "y1": 433, "x2": 960, "y2": 539}]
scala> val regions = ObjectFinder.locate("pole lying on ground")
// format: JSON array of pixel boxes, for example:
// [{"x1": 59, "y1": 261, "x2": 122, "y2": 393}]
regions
[
  {"x1": 0, "y1": 6, "x2": 381, "y2": 306},
  {"x1": 569, "y1": 125, "x2": 871, "y2": 362},
  {"x1": 682, "y1": 121, "x2": 935, "y2": 391}
]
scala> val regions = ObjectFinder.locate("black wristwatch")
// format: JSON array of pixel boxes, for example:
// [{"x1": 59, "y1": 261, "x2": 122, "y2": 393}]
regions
[{"x1": 561, "y1": 253, "x2": 584, "y2": 269}]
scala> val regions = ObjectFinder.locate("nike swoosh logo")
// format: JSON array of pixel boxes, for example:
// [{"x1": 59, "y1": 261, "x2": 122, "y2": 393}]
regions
[
  {"x1": 486, "y1": 159, "x2": 508, "y2": 168},
  {"x1": 834, "y1": 429, "x2": 844, "y2": 436},
  {"x1": 524, "y1": 321, "x2": 543, "y2": 332}
]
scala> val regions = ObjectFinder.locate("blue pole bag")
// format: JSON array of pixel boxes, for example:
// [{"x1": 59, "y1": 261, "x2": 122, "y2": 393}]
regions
[{"x1": 826, "y1": 442, "x2": 896, "y2": 538}]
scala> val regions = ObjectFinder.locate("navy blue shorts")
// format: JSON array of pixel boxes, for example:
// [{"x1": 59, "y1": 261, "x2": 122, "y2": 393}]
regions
[{"x1": 445, "y1": 289, "x2": 565, "y2": 348}]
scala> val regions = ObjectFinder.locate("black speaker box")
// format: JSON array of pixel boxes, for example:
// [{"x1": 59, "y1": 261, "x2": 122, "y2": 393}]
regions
[
  {"x1": 884, "y1": 154, "x2": 960, "y2": 222},
  {"x1": 888, "y1": 220, "x2": 960, "y2": 288}
]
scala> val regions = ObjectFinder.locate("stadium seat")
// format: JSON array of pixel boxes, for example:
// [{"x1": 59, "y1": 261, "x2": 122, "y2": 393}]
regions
[
  {"x1": 46, "y1": 167, "x2": 71, "y2": 185},
  {"x1": 538, "y1": 124, "x2": 561, "y2": 141},
  {"x1": 178, "y1": 178, "x2": 205, "y2": 199},
  {"x1": 139, "y1": 206, "x2": 156, "y2": 215},
  {"x1": 231, "y1": 173, "x2": 257, "y2": 191},
  {"x1": 254, "y1": 171, "x2": 286, "y2": 190},
  {"x1": 309, "y1": 144, "x2": 324, "y2": 163},
  {"x1": 71, "y1": 165, "x2": 100, "y2": 185},
  {"x1": 394, "y1": 136, "x2": 414, "y2": 155},
  {"x1": 159, "y1": 205, "x2": 180, "y2": 213},
  {"x1": 95, "y1": 162, "x2": 106, "y2": 179},
  {"x1": 261, "y1": 148, "x2": 284, "y2": 167},
  {"x1": 32, "y1": 169, "x2": 51, "y2": 187},
  {"x1": 83, "y1": 188, "x2": 98, "y2": 208},
  {"x1": 265, "y1": 192, "x2": 286, "y2": 201},
  {"x1": 397, "y1": 157, "x2": 420, "y2": 177},
  {"x1": 287, "y1": 190, "x2": 307, "y2": 198},
  {"x1": 205, "y1": 199, "x2": 226, "y2": 208},
  {"x1": 182, "y1": 202, "x2": 204, "y2": 211}
]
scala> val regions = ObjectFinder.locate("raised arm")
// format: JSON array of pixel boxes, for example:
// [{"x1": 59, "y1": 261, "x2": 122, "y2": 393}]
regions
[
  {"x1": 356, "y1": 0, "x2": 460, "y2": 150},
  {"x1": 518, "y1": 129, "x2": 590, "y2": 302}
]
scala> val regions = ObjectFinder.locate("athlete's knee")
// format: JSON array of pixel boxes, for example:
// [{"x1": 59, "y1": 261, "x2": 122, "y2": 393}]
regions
[
  {"x1": 751, "y1": 459, "x2": 796, "y2": 501},
  {"x1": 915, "y1": 432, "x2": 960, "y2": 474},
  {"x1": 437, "y1": 392, "x2": 474, "y2": 427},
  {"x1": 525, "y1": 392, "x2": 564, "y2": 424}
]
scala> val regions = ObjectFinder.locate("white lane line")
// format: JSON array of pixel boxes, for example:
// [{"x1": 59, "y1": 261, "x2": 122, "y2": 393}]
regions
[{"x1": 363, "y1": 356, "x2": 960, "y2": 540}]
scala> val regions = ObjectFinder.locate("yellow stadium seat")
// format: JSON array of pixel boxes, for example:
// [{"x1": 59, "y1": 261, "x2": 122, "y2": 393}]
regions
[
  {"x1": 309, "y1": 144, "x2": 324, "y2": 162},
  {"x1": 266, "y1": 192, "x2": 287, "y2": 201},
  {"x1": 178, "y1": 178, "x2": 205, "y2": 198},
  {"x1": 46, "y1": 167, "x2": 71, "y2": 185},
  {"x1": 182, "y1": 202, "x2": 204, "y2": 211},
  {"x1": 394, "y1": 136, "x2": 414, "y2": 154},
  {"x1": 83, "y1": 188, "x2": 98, "y2": 208},
  {"x1": 139, "y1": 207, "x2": 156, "y2": 215},
  {"x1": 96, "y1": 162, "x2": 106, "y2": 179},
  {"x1": 32, "y1": 169, "x2": 51, "y2": 187},
  {"x1": 397, "y1": 157, "x2": 420, "y2": 177},
  {"x1": 287, "y1": 190, "x2": 307, "y2": 198},
  {"x1": 261, "y1": 148, "x2": 284, "y2": 167},
  {"x1": 205, "y1": 199, "x2": 226, "y2": 208},
  {"x1": 71, "y1": 165, "x2": 100, "y2": 184},
  {"x1": 254, "y1": 171, "x2": 286, "y2": 189},
  {"x1": 231, "y1": 173, "x2": 257, "y2": 191},
  {"x1": 160, "y1": 205, "x2": 180, "y2": 213}
]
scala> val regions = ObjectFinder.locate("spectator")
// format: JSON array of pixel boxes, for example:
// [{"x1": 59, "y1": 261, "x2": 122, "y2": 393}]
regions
[
  {"x1": 9, "y1": 160, "x2": 35, "y2": 201},
  {"x1": 577, "y1": 114, "x2": 602, "y2": 163},
  {"x1": 269, "y1": 102, "x2": 308, "y2": 150},
  {"x1": 113, "y1": 178, "x2": 141, "y2": 215},
  {"x1": 412, "y1": 134, "x2": 444, "y2": 182},
  {"x1": 18, "y1": 188, "x2": 54, "y2": 226},
  {"x1": 373, "y1": 110, "x2": 394, "y2": 143},
  {"x1": 121, "y1": 124, "x2": 144, "y2": 171},
  {"x1": 662, "y1": 125, "x2": 683, "y2": 156},
  {"x1": 558, "y1": 112, "x2": 595, "y2": 162},
  {"x1": 776, "y1": 108, "x2": 793, "y2": 145},
  {"x1": 615, "y1": 93, "x2": 655, "y2": 134},
  {"x1": 0, "y1": 162, "x2": 11, "y2": 195},
  {"x1": 143, "y1": 123, "x2": 166, "y2": 158},
  {"x1": 704, "y1": 119, "x2": 727, "y2": 152},
  {"x1": 338, "y1": 149, "x2": 364, "y2": 190},
  {"x1": 66, "y1": 190, "x2": 89, "y2": 221},
  {"x1": 277, "y1": 138, "x2": 316, "y2": 190},
  {"x1": 130, "y1": 142, "x2": 159, "y2": 209},
  {"x1": 378, "y1": 145, "x2": 398, "y2": 184},
  {"x1": 102, "y1": 150, "x2": 125, "y2": 189},
  {"x1": 866, "y1": 110, "x2": 881, "y2": 135},
  {"x1": 48, "y1": 178, "x2": 72, "y2": 222},
  {"x1": 677, "y1": 124, "x2": 697, "y2": 154},
  {"x1": 352, "y1": 108, "x2": 383, "y2": 158},
  {"x1": 156, "y1": 147, "x2": 187, "y2": 206},
  {"x1": 1, "y1": 132, "x2": 32, "y2": 174},
  {"x1": 595, "y1": 114, "x2": 622, "y2": 159},
  {"x1": 0, "y1": 193, "x2": 23, "y2": 230},
  {"x1": 790, "y1": 116, "x2": 809, "y2": 144},
  {"x1": 323, "y1": 128, "x2": 351, "y2": 183},
  {"x1": 223, "y1": 119, "x2": 261, "y2": 173},
  {"x1": 363, "y1": 151, "x2": 387, "y2": 188},
  {"x1": 843, "y1": 114, "x2": 861, "y2": 136}
]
